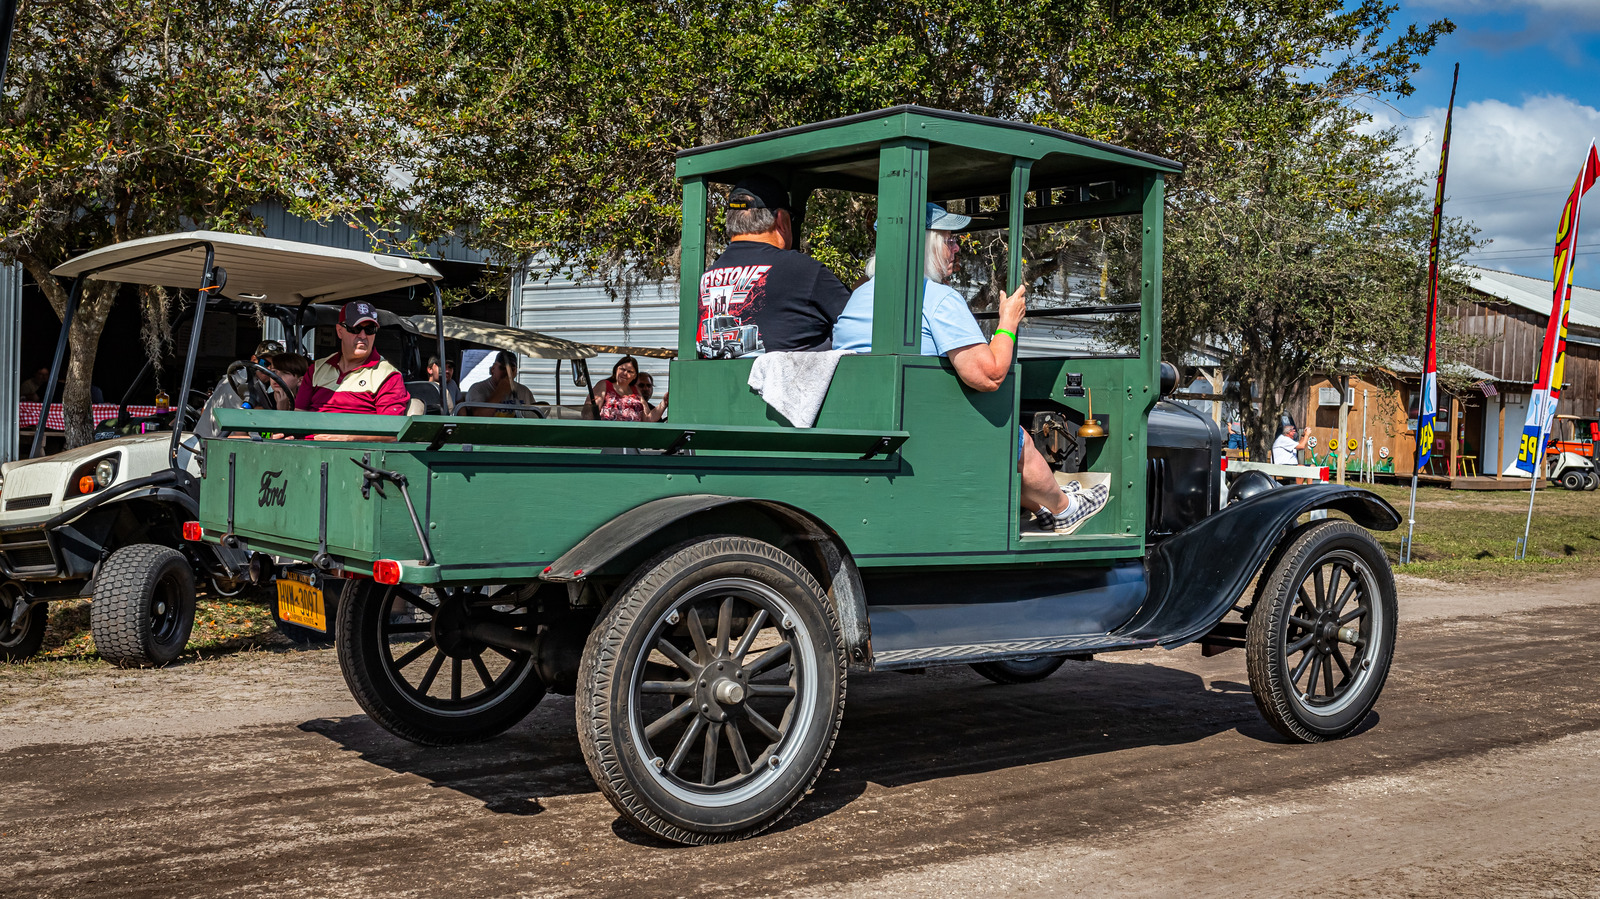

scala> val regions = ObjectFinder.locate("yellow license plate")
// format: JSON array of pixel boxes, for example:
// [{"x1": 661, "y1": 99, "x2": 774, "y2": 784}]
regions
[{"x1": 276, "y1": 576, "x2": 326, "y2": 632}]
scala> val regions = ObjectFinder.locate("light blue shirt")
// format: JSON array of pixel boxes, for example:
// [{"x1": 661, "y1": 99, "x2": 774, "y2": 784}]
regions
[{"x1": 831, "y1": 278, "x2": 988, "y2": 356}]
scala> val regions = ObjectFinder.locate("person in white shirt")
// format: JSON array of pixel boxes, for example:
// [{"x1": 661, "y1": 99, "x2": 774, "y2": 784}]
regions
[{"x1": 1272, "y1": 418, "x2": 1311, "y2": 482}]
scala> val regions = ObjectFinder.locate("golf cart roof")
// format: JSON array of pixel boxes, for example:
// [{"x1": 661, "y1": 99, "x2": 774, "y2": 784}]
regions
[
  {"x1": 50, "y1": 231, "x2": 441, "y2": 305},
  {"x1": 403, "y1": 315, "x2": 597, "y2": 360}
]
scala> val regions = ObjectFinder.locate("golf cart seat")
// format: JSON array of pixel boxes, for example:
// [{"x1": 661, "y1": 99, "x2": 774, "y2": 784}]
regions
[{"x1": 405, "y1": 380, "x2": 444, "y2": 415}]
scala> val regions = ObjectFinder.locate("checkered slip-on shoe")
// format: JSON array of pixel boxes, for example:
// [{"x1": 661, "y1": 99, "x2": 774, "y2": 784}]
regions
[{"x1": 1054, "y1": 483, "x2": 1110, "y2": 535}]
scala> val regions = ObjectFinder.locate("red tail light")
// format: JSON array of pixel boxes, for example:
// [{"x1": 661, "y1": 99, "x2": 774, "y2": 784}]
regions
[
  {"x1": 373, "y1": 559, "x2": 402, "y2": 585},
  {"x1": 182, "y1": 521, "x2": 204, "y2": 542}
]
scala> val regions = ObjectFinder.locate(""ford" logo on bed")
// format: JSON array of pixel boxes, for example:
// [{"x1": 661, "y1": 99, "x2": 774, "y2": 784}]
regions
[{"x1": 258, "y1": 470, "x2": 287, "y2": 507}]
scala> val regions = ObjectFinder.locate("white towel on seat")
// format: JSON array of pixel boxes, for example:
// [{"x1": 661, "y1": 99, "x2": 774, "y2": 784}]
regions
[{"x1": 747, "y1": 350, "x2": 850, "y2": 428}]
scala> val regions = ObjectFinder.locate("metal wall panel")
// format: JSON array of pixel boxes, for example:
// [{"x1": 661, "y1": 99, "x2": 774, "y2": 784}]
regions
[
  {"x1": 513, "y1": 269, "x2": 680, "y2": 404},
  {"x1": 254, "y1": 200, "x2": 489, "y2": 265},
  {"x1": 0, "y1": 263, "x2": 19, "y2": 462}
]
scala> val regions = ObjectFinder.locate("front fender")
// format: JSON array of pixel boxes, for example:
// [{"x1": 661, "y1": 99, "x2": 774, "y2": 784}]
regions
[{"x1": 1125, "y1": 484, "x2": 1399, "y2": 649}]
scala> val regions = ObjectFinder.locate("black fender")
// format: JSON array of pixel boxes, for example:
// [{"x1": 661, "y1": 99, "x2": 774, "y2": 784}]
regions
[
  {"x1": 1122, "y1": 484, "x2": 1400, "y2": 649},
  {"x1": 542, "y1": 495, "x2": 872, "y2": 668}
]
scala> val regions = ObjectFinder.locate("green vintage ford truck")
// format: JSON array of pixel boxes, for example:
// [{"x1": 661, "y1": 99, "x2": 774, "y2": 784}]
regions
[{"x1": 159, "y1": 107, "x2": 1397, "y2": 844}]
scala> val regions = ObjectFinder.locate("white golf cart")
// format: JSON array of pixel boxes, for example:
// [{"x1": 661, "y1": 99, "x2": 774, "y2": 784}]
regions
[{"x1": 0, "y1": 232, "x2": 448, "y2": 665}]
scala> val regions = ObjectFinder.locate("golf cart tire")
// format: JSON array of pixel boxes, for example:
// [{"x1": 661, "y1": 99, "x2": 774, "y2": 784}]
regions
[
  {"x1": 1245, "y1": 520, "x2": 1396, "y2": 743},
  {"x1": 0, "y1": 583, "x2": 46, "y2": 662},
  {"x1": 91, "y1": 545, "x2": 196, "y2": 667},
  {"x1": 1560, "y1": 470, "x2": 1586, "y2": 491},
  {"x1": 577, "y1": 535, "x2": 846, "y2": 845},
  {"x1": 1585, "y1": 471, "x2": 1598, "y2": 491},
  {"x1": 970, "y1": 656, "x2": 1066, "y2": 684}
]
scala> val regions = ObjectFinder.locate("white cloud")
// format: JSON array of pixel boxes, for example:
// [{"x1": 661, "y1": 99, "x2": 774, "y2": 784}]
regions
[{"x1": 1384, "y1": 94, "x2": 1600, "y2": 284}]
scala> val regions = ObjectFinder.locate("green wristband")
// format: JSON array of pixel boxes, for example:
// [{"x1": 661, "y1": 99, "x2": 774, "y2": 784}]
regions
[{"x1": 995, "y1": 328, "x2": 1016, "y2": 341}]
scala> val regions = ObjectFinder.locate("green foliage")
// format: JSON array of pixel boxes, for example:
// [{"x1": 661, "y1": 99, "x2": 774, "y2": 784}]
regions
[{"x1": 0, "y1": 0, "x2": 426, "y2": 444}]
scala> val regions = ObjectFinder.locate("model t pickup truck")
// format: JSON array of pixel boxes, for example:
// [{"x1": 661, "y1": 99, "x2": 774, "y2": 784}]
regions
[{"x1": 184, "y1": 107, "x2": 1400, "y2": 844}]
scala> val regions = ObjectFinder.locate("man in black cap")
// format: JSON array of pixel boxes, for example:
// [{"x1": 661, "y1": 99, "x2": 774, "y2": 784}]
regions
[
  {"x1": 294, "y1": 300, "x2": 409, "y2": 428},
  {"x1": 696, "y1": 174, "x2": 852, "y2": 358}
]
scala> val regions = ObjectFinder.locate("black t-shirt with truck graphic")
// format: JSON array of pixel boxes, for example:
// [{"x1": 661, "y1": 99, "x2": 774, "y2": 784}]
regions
[{"x1": 696, "y1": 241, "x2": 851, "y2": 358}]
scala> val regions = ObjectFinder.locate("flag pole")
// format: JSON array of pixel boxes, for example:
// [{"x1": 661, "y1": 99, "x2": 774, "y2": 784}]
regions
[
  {"x1": 1514, "y1": 139, "x2": 1600, "y2": 558},
  {"x1": 1403, "y1": 62, "x2": 1459, "y2": 566}
]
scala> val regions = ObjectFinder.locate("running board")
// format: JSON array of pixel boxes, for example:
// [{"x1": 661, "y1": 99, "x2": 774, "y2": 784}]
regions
[
  {"x1": 872, "y1": 635, "x2": 1157, "y2": 670},
  {"x1": 862, "y1": 561, "x2": 1150, "y2": 671}
]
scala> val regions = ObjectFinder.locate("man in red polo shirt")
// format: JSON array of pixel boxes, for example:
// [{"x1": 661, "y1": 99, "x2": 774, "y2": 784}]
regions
[{"x1": 295, "y1": 302, "x2": 409, "y2": 438}]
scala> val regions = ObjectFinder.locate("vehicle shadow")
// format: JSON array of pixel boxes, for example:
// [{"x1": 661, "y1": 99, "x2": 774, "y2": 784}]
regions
[{"x1": 300, "y1": 655, "x2": 1277, "y2": 842}]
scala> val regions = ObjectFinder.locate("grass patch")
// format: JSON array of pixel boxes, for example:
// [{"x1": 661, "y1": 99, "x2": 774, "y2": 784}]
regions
[
  {"x1": 25, "y1": 593, "x2": 283, "y2": 664},
  {"x1": 1361, "y1": 481, "x2": 1600, "y2": 582}
]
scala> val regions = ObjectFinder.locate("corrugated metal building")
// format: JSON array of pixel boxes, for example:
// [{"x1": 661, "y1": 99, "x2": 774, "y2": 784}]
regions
[
  {"x1": 511, "y1": 268, "x2": 679, "y2": 405},
  {"x1": 1451, "y1": 265, "x2": 1600, "y2": 418}
]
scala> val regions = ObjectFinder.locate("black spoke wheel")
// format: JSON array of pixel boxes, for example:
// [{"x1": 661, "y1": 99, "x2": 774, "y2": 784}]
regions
[
  {"x1": 337, "y1": 578, "x2": 545, "y2": 746},
  {"x1": 0, "y1": 582, "x2": 45, "y2": 662},
  {"x1": 578, "y1": 536, "x2": 846, "y2": 844},
  {"x1": 1246, "y1": 520, "x2": 1396, "y2": 742},
  {"x1": 970, "y1": 656, "x2": 1066, "y2": 684}
]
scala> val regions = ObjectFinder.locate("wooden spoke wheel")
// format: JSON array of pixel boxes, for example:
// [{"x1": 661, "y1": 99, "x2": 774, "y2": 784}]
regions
[
  {"x1": 578, "y1": 536, "x2": 845, "y2": 844},
  {"x1": 337, "y1": 580, "x2": 545, "y2": 746},
  {"x1": 1246, "y1": 520, "x2": 1397, "y2": 742}
]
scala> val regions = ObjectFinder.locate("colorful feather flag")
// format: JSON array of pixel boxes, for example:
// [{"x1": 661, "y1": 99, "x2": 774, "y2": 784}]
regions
[
  {"x1": 1515, "y1": 141, "x2": 1600, "y2": 474},
  {"x1": 1415, "y1": 67, "x2": 1459, "y2": 473}
]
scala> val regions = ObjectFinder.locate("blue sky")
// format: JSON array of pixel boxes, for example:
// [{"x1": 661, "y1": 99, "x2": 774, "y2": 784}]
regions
[{"x1": 1370, "y1": 0, "x2": 1600, "y2": 286}]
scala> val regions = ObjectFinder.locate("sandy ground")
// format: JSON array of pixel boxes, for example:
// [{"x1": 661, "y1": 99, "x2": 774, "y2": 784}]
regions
[{"x1": 1, "y1": 574, "x2": 1598, "y2": 897}]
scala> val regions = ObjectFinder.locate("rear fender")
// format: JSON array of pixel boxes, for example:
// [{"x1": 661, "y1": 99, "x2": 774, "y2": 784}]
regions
[
  {"x1": 543, "y1": 496, "x2": 872, "y2": 669},
  {"x1": 1131, "y1": 484, "x2": 1400, "y2": 648}
]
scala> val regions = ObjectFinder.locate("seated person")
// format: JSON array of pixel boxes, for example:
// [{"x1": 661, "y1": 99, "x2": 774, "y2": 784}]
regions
[
  {"x1": 832, "y1": 204, "x2": 1109, "y2": 534},
  {"x1": 295, "y1": 301, "x2": 409, "y2": 440},
  {"x1": 265, "y1": 352, "x2": 309, "y2": 411},
  {"x1": 427, "y1": 355, "x2": 462, "y2": 408},
  {"x1": 696, "y1": 175, "x2": 852, "y2": 357},
  {"x1": 464, "y1": 351, "x2": 537, "y2": 417}
]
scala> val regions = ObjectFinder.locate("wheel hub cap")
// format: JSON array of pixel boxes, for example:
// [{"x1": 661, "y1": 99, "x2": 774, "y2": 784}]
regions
[{"x1": 695, "y1": 660, "x2": 749, "y2": 723}]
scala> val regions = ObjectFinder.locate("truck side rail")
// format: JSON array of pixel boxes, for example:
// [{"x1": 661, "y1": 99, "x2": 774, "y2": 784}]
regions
[{"x1": 209, "y1": 408, "x2": 910, "y2": 457}]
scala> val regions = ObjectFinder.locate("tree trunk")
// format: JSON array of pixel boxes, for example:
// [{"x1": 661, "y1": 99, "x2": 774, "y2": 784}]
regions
[{"x1": 63, "y1": 306, "x2": 111, "y2": 447}]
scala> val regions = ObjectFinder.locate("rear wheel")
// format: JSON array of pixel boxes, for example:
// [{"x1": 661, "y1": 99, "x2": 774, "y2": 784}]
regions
[
  {"x1": 1246, "y1": 520, "x2": 1396, "y2": 742},
  {"x1": 970, "y1": 656, "x2": 1065, "y2": 684},
  {"x1": 337, "y1": 579, "x2": 545, "y2": 746},
  {"x1": 91, "y1": 545, "x2": 196, "y2": 667},
  {"x1": 0, "y1": 582, "x2": 45, "y2": 662},
  {"x1": 578, "y1": 536, "x2": 846, "y2": 844},
  {"x1": 1585, "y1": 470, "x2": 1598, "y2": 491}
]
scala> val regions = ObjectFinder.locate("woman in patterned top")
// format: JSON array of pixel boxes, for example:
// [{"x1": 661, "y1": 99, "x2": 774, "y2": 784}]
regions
[{"x1": 585, "y1": 356, "x2": 665, "y2": 422}]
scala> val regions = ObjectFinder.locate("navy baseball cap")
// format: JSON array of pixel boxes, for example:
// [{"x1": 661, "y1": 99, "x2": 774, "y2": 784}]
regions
[
  {"x1": 339, "y1": 301, "x2": 378, "y2": 327},
  {"x1": 727, "y1": 174, "x2": 791, "y2": 212}
]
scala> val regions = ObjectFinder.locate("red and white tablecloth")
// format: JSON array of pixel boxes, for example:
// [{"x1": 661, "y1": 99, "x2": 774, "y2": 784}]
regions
[{"x1": 20, "y1": 403, "x2": 161, "y2": 431}]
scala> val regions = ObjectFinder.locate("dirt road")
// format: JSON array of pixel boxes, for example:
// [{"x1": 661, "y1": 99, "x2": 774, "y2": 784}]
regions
[{"x1": 2, "y1": 575, "x2": 1598, "y2": 898}]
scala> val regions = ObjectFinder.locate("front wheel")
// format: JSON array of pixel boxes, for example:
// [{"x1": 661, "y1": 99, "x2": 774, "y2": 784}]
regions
[
  {"x1": 578, "y1": 536, "x2": 846, "y2": 844},
  {"x1": 1246, "y1": 520, "x2": 1397, "y2": 742},
  {"x1": 91, "y1": 545, "x2": 196, "y2": 667},
  {"x1": 1560, "y1": 469, "x2": 1587, "y2": 491},
  {"x1": 970, "y1": 656, "x2": 1065, "y2": 684},
  {"x1": 0, "y1": 582, "x2": 45, "y2": 661},
  {"x1": 337, "y1": 579, "x2": 547, "y2": 746}
]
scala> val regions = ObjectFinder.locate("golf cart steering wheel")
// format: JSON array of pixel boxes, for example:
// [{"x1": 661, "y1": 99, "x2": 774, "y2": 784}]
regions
[{"x1": 225, "y1": 360, "x2": 291, "y2": 411}]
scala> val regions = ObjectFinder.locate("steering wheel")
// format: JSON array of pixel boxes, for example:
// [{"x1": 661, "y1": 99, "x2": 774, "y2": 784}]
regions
[{"x1": 225, "y1": 360, "x2": 291, "y2": 411}]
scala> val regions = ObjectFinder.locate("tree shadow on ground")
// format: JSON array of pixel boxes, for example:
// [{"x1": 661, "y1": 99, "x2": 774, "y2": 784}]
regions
[{"x1": 299, "y1": 655, "x2": 1283, "y2": 844}]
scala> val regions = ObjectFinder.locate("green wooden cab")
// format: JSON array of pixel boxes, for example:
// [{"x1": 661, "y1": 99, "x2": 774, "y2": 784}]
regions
[{"x1": 187, "y1": 107, "x2": 1401, "y2": 844}]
